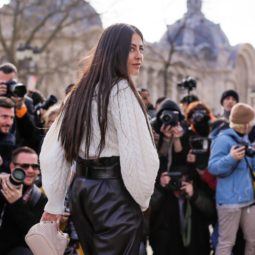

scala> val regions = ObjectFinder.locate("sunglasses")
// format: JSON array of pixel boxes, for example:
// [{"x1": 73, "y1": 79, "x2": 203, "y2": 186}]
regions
[{"x1": 14, "y1": 163, "x2": 40, "y2": 170}]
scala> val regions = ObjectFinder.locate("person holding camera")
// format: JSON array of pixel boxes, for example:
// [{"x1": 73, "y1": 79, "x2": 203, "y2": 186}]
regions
[
  {"x1": 149, "y1": 165, "x2": 215, "y2": 255},
  {"x1": 209, "y1": 103, "x2": 255, "y2": 255},
  {"x1": 0, "y1": 63, "x2": 34, "y2": 115},
  {"x1": 149, "y1": 99, "x2": 215, "y2": 255},
  {"x1": 185, "y1": 101, "x2": 217, "y2": 189},
  {"x1": 0, "y1": 63, "x2": 40, "y2": 152},
  {"x1": 0, "y1": 146, "x2": 47, "y2": 255}
]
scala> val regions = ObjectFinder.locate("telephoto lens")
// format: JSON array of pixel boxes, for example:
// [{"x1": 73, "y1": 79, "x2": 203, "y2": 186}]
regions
[{"x1": 9, "y1": 168, "x2": 26, "y2": 186}]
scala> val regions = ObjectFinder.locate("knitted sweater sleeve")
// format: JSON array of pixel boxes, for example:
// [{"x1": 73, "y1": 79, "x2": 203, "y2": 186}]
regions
[
  {"x1": 39, "y1": 115, "x2": 71, "y2": 214},
  {"x1": 110, "y1": 81, "x2": 159, "y2": 211}
]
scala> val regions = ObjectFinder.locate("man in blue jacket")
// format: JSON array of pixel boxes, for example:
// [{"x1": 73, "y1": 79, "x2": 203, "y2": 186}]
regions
[{"x1": 209, "y1": 103, "x2": 255, "y2": 255}]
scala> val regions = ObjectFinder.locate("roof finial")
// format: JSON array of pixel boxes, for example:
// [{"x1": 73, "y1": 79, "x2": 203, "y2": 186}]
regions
[{"x1": 187, "y1": 0, "x2": 202, "y2": 15}]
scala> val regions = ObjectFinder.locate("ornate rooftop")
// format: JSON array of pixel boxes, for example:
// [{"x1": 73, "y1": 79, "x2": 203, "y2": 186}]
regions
[{"x1": 159, "y1": 0, "x2": 231, "y2": 60}]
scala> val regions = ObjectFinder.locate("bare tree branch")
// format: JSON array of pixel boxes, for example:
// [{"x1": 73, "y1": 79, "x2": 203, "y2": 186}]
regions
[
  {"x1": 39, "y1": 13, "x2": 69, "y2": 52},
  {"x1": 9, "y1": 0, "x2": 21, "y2": 60},
  {"x1": 0, "y1": 16, "x2": 10, "y2": 58},
  {"x1": 25, "y1": 10, "x2": 63, "y2": 46}
]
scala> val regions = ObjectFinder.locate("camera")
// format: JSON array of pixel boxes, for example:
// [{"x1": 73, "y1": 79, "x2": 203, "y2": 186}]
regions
[
  {"x1": 167, "y1": 171, "x2": 192, "y2": 191},
  {"x1": 177, "y1": 77, "x2": 197, "y2": 92},
  {"x1": 4, "y1": 80, "x2": 27, "y2": 98},
  {"x1": 235, "y1": 141, "x2": 255, "y2": 157},
  {"x1": 0, "y1": 168, "x2": 26, "y2": 188},
  {"x1": 167, "y1": 172, "x2": 183, "y2": 191},
  {"x1": 151, "y1": 110, "x2": 180, "y2": 134},
  {"x1": 191, "y1": 109, "x2": 208, "y2": 123},
  {"x1": 190, "y1": 108, "x2": 211, "y2": 137},
  {"x1": 189, "y1": 136, "x2": 211, "y2": 170},
  {"x1": 160, "y1": 110, "x2": 179, "y2": 127},
  {"x1": 189, "y1": 136, "x2": 210, "y2": 155},
  {"x1": 35, "y1": 95, "x2": 58, "y2": 112},
  {"x1": 10, "y1": 168, "x2": 26, "y2": 186}
]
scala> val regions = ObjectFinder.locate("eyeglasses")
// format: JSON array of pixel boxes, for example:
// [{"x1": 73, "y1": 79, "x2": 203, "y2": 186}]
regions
[{"x1": 13, "y1": 163, "x2": 40, "y2": 170}]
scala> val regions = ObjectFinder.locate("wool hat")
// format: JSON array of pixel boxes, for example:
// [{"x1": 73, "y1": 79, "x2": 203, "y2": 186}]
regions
[
  {"x1": 229, "y1": 103, "x2": 255, "y2": 124},
  {"x1": 157, "y1": 98, "x2": 184, "y2": 121},
  {"x1": 220, "y1": 90, "x2": 239, "y2": 105}
]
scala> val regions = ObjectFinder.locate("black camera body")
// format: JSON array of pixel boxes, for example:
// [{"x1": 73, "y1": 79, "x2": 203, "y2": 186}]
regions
[
  {"x1": 160, "y1": 110, "x2": 179, "y2": 127},
  {"x1": 168, "y1": 172, "x2": 183, "y2": 191},
  {"x1": 189, "y1": 136, "x2": 210, "y2": 155},
  {"x1": 35, "y1": 94, "x2": 57, "y2": 112},
  {"x1": 235, "y1": 141, "x2": 255, "y2": 157},
  {"x1": 189, "y1": 136, "x2": 211, "y2": 170},
  {"x1": 177, "y1": 77, "x2": 197, "y2": 92},
  {"x1": 151, "y1": 110, "x2": 180, "y2": 134},
  {"x1": 166, "y1": 171, "x2": 192, "y2": 191},
  {"x1": 191, "y1": 109, "x2": 208, "y2": 123},
  {"x1": 4, "y1": 80, "x2": 27, "y2": 98},
  {"x1": 190, "y1": 109, "x2": 211, "y2": 137}
]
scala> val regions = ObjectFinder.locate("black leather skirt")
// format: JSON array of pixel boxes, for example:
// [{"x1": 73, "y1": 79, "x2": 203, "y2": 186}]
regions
[{"x1": 70, "y1": 157, "x2": 143, "y2": 255}]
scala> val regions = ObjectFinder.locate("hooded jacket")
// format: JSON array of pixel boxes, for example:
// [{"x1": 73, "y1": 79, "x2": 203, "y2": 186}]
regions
[{"x1": 208, "y1": 128, "x2": 255, "y2": 205}]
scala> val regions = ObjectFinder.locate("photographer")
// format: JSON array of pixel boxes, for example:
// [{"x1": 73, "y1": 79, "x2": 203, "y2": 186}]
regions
[
  {"x1": 0, "y1": 63, "x2": 34, "y2": 115},
  {"x1": 149, "y1": 166, "x2": 215, "y2": 255},
  {"x1": 210, "y1": 89, "x2": 239, "y2": 140},
  {"x1": 185, "y1": 101, "x2": 217, "y2": 190},
  {"x1": 151, "y1": 99, "x2": 186, "y2": 167},
  {"x1": 0, "y1": 63, "x2": 40, "y2": 152},
  {"x1": 0, "y1": 97, "x2": 16, "y2": 173},
  {"x1": 209, "y1": 103, "x2": 255, "y2": 255},
  {"x1": 0, "y1": 146, "x2": 47, "y2": 255},
  {"x1": 149, "y1": 99, "x2": 215, "y2": 254}
]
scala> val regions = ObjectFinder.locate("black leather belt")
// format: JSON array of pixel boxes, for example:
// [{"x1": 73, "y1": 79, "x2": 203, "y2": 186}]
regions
[{"x1": 76, "y1": 156, "x2": 121, "y2": 179}]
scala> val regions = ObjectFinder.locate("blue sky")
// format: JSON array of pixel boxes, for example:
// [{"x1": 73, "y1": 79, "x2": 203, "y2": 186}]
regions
[{"x1": 1, "y1": 0, "x2": 255, "y2": 47}]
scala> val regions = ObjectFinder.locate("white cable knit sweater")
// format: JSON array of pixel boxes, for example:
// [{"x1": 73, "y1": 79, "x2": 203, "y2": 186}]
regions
[{"x1": 40, "y1": 80, "x2": 159, "y2": 214}]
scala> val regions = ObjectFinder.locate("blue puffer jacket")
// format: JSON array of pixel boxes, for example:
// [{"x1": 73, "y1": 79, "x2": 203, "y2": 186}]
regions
[{"x1": 208, "y1": 128, "x2": 255, "y2": 205}]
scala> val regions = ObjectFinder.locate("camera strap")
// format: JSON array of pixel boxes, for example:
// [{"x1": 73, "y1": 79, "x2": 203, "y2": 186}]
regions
[
  {"x1": 216, "y1": 133, "x2": 246, "y2": 178},
  {"x1": 0, "y1": 204, "x2": 6, "y2": 228},
  {"x1": 244, "y1": 157, "x2": 255, "y2": 182},
  {"x1": 29, "y1": 185, "x2": 42, "y2": 207}
]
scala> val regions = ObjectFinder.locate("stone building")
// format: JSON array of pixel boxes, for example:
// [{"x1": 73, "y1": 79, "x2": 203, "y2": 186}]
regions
[
  {"x1": 138, "y1": 0, "x2": 255, "y2": 114},
  {"x1": 0, "y1": 0, "x2": 103, "y2": 98}
]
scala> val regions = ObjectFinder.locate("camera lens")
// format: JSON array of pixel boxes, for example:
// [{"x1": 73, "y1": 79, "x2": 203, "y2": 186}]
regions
[
  {"x1": 9, "y1": 168, "x2": 26, "y2": 186},
  {"x1": 12, "y1": 84, "x2": 27, "y2": 97}
]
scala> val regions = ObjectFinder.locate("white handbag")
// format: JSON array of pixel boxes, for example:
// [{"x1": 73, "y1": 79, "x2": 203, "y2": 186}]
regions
[{"x1": 25, "y1": 221, "x2": 69, "y2": 255}]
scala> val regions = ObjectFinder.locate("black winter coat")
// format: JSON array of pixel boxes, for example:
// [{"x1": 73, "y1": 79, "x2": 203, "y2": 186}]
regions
[{"x1": 0, "y1": 185, "x2": 47, "y2": 254}]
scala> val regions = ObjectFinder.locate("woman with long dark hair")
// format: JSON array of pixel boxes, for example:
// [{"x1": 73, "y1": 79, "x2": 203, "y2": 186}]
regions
[{"x1": 40, "y1": 23, "x2": 159, "y2": 254}]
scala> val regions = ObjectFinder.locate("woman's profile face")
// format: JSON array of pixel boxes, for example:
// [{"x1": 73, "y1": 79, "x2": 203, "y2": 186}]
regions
[{"x1": 127, "y1": 33, "x2": 144, "y2": 76}]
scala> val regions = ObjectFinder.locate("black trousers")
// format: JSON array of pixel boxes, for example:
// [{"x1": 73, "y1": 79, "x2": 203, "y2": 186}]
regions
[{"x1": 70, "y1": 176, "x2": 143, "y2": 255}]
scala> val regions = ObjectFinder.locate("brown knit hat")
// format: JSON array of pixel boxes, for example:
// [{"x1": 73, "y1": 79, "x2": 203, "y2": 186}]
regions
[{"x1": 230, "y1": 103, "x2": 255, "y2": 124}]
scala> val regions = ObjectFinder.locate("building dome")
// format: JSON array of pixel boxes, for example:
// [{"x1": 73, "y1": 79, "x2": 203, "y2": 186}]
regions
[{"x1": 159, "y1": 0, "x2": 230, "y2": 60}]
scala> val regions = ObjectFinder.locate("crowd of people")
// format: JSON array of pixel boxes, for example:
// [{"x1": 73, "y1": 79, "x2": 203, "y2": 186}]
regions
[
  {"x1": 0, "y1": 22, "x2": 255, "y2": 255},
  {"x1": 140, "y1": 87, "x2": 255, "y2": 255}
]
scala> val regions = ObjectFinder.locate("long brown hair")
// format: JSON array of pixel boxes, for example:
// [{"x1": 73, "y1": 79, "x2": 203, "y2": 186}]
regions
[{"x1": 59, "y1": 23, "x2": 150, "y2": 162}]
